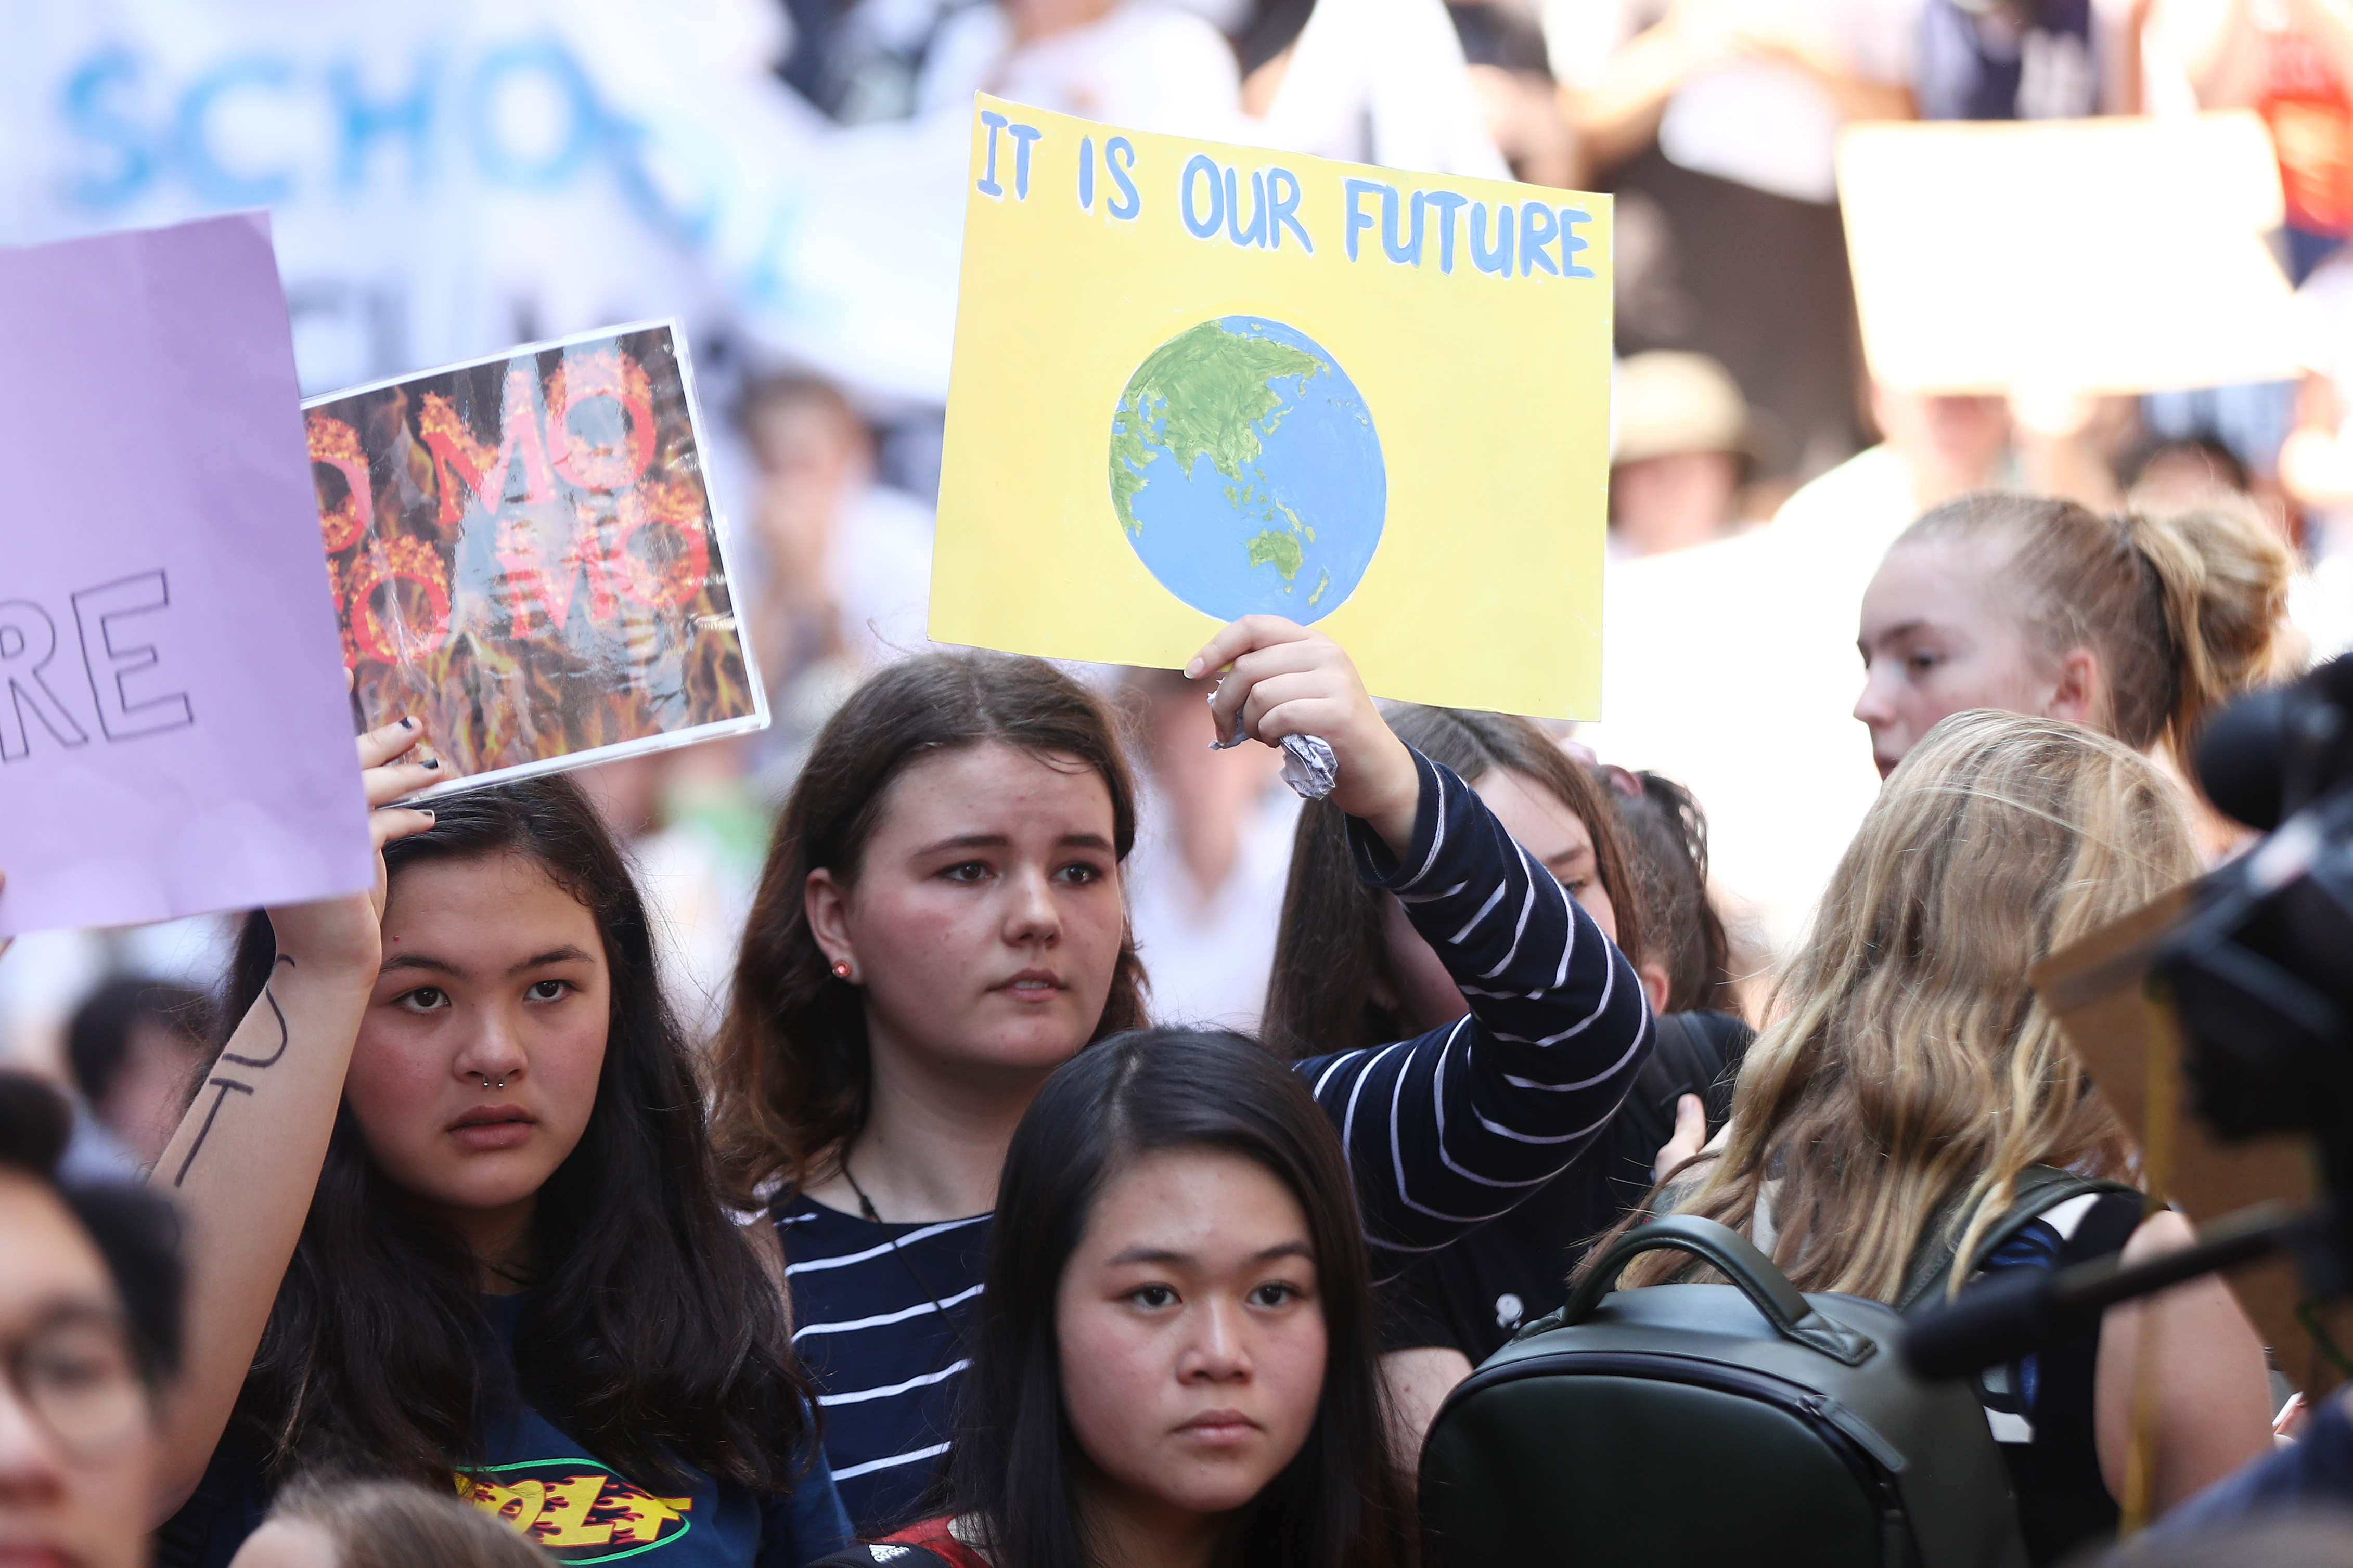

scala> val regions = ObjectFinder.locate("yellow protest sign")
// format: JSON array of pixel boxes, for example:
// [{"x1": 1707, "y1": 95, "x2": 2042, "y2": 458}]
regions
[
  {"x1": 930, "y1": 96, "x2": 1612, "y2": 719},
  {"x1": 1838, "y1": 112, "x2": 2299, "y2": 395}
]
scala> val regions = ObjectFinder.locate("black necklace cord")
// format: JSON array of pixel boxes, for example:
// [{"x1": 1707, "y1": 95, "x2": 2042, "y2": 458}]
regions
[{"x1": 839, "y1": 1159, "x2": 974, "y2": 1355}]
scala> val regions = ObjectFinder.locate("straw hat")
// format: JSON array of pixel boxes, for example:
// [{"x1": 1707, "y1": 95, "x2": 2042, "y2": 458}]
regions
[{"x1": 1611, "y1": 352, "x2": 1761, "y2": 467}]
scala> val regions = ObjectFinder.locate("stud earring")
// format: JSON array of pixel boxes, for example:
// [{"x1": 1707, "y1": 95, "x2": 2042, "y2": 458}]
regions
[{"x1": 831, "y1": 960, "x2": 853, "y2": 980}]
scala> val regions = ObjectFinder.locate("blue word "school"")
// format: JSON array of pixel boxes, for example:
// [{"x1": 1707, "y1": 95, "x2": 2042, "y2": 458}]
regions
[{"x1": 54, "y1": 40, "x2": 613, "y2": 211}]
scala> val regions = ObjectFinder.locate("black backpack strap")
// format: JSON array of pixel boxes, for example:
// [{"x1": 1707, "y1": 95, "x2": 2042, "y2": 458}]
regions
[
  {"x1": 1621, "y1": 1012, "x2": 1752, "y2": 1158},
  {"x1": 1895, "y1": 1166, "x2": 2143, "y2": 1315},
  {"x1": 1635, "y1": 1012, "x2": 1749, "y2": 1124}
]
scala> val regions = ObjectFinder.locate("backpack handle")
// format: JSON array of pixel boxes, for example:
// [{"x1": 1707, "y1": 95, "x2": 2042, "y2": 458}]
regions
[{"x1": 1562, "y1": 1215, "x2": 1878, "y2": 1367}]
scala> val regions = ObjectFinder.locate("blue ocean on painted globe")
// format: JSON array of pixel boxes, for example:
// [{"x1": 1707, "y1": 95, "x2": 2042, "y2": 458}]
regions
[{"x1": 1108, "y1": 316, "x2": 1384, "y2": 623}]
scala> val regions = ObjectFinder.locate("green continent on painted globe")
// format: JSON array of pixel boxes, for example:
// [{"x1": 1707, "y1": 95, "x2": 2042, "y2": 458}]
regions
[{"x1": 1108, "y1": 316, "x2": 1385, "y2": 624}]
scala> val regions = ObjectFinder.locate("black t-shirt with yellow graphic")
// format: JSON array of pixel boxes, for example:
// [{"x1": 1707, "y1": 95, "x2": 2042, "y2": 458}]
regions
[
  {"x1": 455, "y1": 1452, "x2": 700, "y2": 1559},
  {"x1": 158, "y1": 1294, "x2": 850, "y2": 1568}
]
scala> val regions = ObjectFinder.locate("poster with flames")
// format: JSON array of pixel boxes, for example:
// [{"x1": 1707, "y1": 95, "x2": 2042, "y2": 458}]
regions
[{"x1": 302, "y1": 322, "x2": 766, "y2": 795}]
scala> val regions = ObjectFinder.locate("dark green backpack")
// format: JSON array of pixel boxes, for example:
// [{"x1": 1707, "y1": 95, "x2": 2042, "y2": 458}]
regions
[{"x1": 1419, "y1": 1170, "x2": 2133, "y2": 1568}]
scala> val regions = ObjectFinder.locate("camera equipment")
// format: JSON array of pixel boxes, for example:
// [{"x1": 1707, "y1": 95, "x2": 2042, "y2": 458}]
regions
[{"x1": 1905, "y1": 654, "x2": 2353, "y2": 1381}]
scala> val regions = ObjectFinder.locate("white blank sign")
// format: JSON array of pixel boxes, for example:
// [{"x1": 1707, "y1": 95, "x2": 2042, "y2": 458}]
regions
[{"x1": 1837, "y1": 112, "x2": 2301, "y2": 395}]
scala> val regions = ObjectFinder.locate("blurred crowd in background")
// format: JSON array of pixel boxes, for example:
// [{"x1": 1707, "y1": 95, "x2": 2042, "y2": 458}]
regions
[{"x1": 7, "y1": 0, "x2": 2353, "y2": 1150}]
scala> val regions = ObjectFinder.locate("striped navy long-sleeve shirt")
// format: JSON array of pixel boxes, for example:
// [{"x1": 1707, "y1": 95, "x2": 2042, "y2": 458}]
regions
[{"x1": 775, "y1": 749, "x2": 1653, "y2": 1533}]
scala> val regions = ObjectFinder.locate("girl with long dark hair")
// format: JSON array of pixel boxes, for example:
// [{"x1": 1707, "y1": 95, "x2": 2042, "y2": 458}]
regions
[
  {"x1": 708, "y1": 617, "x2": 1654, "y2": 1531},
  {"x1": 1262, "y1": 705, "x2": 1750, "y2": 1444},
  {"x1": 149, "y1": 721, "x2": 848, "y2": 1567},
  {"x1": 817, "y1": 1029, "x2": 1415, "y2": 1568}
]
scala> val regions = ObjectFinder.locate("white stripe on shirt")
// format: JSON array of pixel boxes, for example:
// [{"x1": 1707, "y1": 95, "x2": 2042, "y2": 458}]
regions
[
  {"x1": 817, "y1": 1359, "x2": 974, "y2": 1407},
  {"x1": 831, "y1": 1441, "x2": 954, "y2": 1481},
  {"x1": 1400, "y1": 769, "x2": 1450, "y2": 889},
  {"x1": 1498, "y1": 1013, "x2": 1649, "y2": 1092},
  {"x1": 784, "y1": 1215, "x2": 991, "y2": 1275},
  {"x1": 1448, "y1": 880, "x2": 1509, "y2": 945},
  {"x1": 791, "y1": 1281, "x2": 987, "y2": 1340},
  {"x1": 1476, "y1": 849, "x2": 1543, "y2": 981}
]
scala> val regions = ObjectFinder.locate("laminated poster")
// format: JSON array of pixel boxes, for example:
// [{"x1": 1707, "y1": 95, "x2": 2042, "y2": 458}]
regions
[
  {"x1": 931, "y1": 97, "x2": 1614, "y2": 720},
  {"x1": 303, "y1": 322, "x2": 766, "y2": 795}
]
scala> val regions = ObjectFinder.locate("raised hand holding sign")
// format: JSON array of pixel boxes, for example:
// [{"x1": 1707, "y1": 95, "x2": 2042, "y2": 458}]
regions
[{"x1": 933, "y1": 97, "x2": 1613, "y2": 722}]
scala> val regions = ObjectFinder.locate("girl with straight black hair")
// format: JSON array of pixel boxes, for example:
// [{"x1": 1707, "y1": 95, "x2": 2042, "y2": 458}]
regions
[
  {"x1": 150, "y1": 722, "x2": 848, "y2": 1568},
  {"x1": 815, "y1": 1028, "x2": 1411, "y2": 1568}
]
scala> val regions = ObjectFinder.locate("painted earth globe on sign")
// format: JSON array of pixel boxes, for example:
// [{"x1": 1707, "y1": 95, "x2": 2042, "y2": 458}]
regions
[{"x1": 1108, "y1": 316, "x2": 1385, "y2": 623}]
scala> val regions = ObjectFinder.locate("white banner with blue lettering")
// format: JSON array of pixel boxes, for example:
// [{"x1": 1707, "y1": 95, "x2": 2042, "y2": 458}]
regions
[{"x1": 0, "y1": 0, "x2": 969, "y2": 402}]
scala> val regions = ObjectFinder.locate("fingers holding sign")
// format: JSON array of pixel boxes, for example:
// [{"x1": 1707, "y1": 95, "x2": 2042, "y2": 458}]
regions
[
  {"x1": 1187, "y1": 616, "x2": 1420, "y2": 853},
  {"x1": 358, "y1": 717, "x2": 442, "y2": 850}
]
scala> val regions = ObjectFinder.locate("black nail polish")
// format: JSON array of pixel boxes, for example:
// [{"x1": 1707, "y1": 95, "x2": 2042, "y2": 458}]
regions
[
  {"x1": 400, "y1": 717, "x2": 416, "y2": 730},
  {"x1": 422, "y1": 759, "x2": 440, "y2": 770}
]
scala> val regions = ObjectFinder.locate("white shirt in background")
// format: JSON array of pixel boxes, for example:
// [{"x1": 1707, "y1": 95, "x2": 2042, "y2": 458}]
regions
[
  {"x1": 2286, "y1": 258, "x2": 2353, "y2": 660},
  {"x1": 1544, "y1": 0, "x2": 1918, "y2": 204},
  {"x1": 916, "y1": 3, "x2": 1242, "y2": 136},
  {"x1": 1252, "y1": 0, "x2": 1510, "y2": 178},
  {"x1": 1126, "y1": 782, "x2": 1302, "y2": 1035},
  {"x1": 829, "y1": 483, "x2": 937, "y2": 667},
  {"x1": 1580, "y1": 445, "x2": 1923, "y2": 961},
  {"x1": 635, "y1": 809, "x2": 763, "y2": 1047}
]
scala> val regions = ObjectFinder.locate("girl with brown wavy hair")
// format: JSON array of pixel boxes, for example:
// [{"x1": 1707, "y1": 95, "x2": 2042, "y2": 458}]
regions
[{"x1": 707, "y1": 617, "x2": 1656, "y2": 1534}]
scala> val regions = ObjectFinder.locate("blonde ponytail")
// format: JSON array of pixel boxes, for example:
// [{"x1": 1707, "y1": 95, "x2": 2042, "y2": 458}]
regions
[
  {"x1": 2119, "y1": 502, "x2": 2295, "y2": 767},
  {"x1": 1892, "y1": 494, "x2": 2294, "y2": 772}
]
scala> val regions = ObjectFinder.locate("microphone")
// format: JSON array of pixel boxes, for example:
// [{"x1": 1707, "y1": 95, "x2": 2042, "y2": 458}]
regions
[
  {"x1": 2194, "y1": 653, "x2": 2353, "y2": 831},
  {"x1": 1902, "y1": 1270, "x2": 2077, "y2": 1382},
  {"x1": 2196, "y1": 685, "x2": 2294, "y2": 833},
  {"x1": 1903, "y1": 1204, "x2": 2302, "y2": 1382}
]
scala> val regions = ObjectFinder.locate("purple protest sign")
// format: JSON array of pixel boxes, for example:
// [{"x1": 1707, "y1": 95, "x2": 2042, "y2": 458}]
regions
[{"x1": 0, "y1": 213, "x2": 374, "y2": 936}]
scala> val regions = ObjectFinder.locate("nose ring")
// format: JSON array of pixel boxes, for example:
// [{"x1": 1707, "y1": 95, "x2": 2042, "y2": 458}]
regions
[{"x1": 471, "y1": 1072, "x2": 508, "y2": 1091}]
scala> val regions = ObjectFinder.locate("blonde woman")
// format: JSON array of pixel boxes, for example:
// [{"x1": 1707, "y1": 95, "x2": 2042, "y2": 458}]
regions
[
  {"x1": 1606, "y1": 710, "x2": 2273, "y2": 1565},
  {"x1": 1853, "y1": 494, "x2": 2294, "y2": 784}
]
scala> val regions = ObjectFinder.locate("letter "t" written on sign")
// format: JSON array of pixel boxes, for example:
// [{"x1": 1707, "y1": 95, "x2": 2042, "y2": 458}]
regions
[{"x1": 1008, "y1": 123, "x2": 1043, "y2": 199}]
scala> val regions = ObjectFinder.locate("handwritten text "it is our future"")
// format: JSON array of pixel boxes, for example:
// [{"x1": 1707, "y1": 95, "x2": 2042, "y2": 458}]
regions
[{"x1": 974, "y1": 110, "x2": 1598, "y2": 282}]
